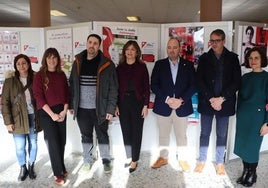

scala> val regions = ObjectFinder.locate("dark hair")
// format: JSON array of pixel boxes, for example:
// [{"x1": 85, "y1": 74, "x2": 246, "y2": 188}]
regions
[
  {"x1": 244, "y1": 47, "x2": 267, "y2": 68},
  {"x1": 119, "y1": 40, "x2": 143, "y2": 64},
  {"x1": 245, "y1": 26, "x2": 254, "y2": 36},
  {"x1": 241, "y1": 47, "x2": 252, "y2": 66},
  {"x1": 14, "y1": 54, "x2": 34, "y2": 85},
  {"x1": 244, "y1": 47, "x2": 252, "y2": 56},
  {"x1": 87, "y1": 34, "x2": 102, "y2": 45},
  {"x1": 210, "y1": 29, "x2": 226, "y2": 40},
  {"x1": 39, "y1": 48, "x2": 62, "y2": 90}
]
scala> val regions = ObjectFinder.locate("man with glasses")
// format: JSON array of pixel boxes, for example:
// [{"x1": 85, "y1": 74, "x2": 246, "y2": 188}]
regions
[{"x1": 195, "y1": 29, "x2": 241, "y2": 175}]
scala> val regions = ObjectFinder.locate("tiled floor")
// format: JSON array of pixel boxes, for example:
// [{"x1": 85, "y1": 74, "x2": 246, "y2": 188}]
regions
[
  {"x1": 1, "y1": 116, "x2": 268, "y2": 188},
  {"x1": 1, "y1": 145, "x2": 268, "y2": 188}
]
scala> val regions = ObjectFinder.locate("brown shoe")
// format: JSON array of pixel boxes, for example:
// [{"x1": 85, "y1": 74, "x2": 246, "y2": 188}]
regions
[
  {"x1": 194, "y1": 162, "x2": 205, "y2": 173},
  {"x1": 151, "y1": 157, "x2": 168, "y2": 169},
  {"x1": 179, "y1": 161, "x2": 191, "y2": 172},
  {"x1": 216, "y1": 164, "x2": 226, "y2": 175},
  {"x1": 54, "y1": 176, "x2": 65, "y2": 186}
]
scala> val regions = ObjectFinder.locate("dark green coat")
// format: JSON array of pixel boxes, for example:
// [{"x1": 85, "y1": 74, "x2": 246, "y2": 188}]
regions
[{"x1": 234, "y1": 71, "x2": 268, "y2": 163}]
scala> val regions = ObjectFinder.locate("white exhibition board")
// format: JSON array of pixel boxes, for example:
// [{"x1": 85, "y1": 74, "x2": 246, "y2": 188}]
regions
[
  {"x1": 0, "y1": 27, "x2": 44, "y2": 96},
  {"x1": 93, "y1": 21, "x2": 161, "y2": 79},
  {"x1": 161, "y1": 21, "x2": 233, "y2": 58},
  {"x1": 18, "y1": 28, "x2": 45, "y2": 72},
  {"x1": 0, "y1": 27, "x2": 44, "y2": 71}
]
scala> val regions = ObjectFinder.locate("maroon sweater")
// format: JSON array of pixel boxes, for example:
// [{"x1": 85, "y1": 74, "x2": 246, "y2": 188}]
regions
[
  {"x1": 33, "y1": 71, "x2": 69, "y2": 110},
  {"x1": 116, "y1": 62, "x2": 150, "y2": 106}
]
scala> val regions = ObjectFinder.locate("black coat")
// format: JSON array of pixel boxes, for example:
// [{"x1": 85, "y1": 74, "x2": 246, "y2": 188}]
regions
[{"x1": 196, "y1": 47, "x2": 241, "y2": 116}]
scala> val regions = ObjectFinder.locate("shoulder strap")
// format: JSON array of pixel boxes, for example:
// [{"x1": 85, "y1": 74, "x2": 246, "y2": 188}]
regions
[{"x1": 13, "y1": 82, "x2": 30, "y2": 104}]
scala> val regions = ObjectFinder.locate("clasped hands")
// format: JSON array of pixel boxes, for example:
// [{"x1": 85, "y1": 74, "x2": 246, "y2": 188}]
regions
[
  {"x1": 209, "y1": 97, "x2": 225, "y2": 111},
  {"x1": 51, "y1": 111, "x2": 66, "y2": 122},
  {"x1": 167, "y1": 97, "x2": 184, "y2": 110}
]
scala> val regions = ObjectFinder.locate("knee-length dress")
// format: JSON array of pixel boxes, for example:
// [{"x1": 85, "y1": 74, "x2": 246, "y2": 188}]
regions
[{"x1": 234, "y1": 71, "x2": 268, "y2": 163}]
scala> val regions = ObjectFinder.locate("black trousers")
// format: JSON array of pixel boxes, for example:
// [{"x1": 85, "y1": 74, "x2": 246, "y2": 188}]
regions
[
  {"x1": 38, "y1": 104, "x2": 66, "y2": 177},
  {"x1": 76, "y1": 108, "x2": 110, "y2": 163},
  {"x1": 119, "y1": 92, "x2": 144, "y2": 162}
]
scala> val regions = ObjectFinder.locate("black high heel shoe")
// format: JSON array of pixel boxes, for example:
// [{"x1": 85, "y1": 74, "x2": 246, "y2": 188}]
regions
[{"x1": 129, "y1": 162, "x2": 138, "y2": 173}]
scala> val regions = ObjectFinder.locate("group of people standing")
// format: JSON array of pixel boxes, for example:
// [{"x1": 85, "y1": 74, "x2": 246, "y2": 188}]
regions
[
  {"x1": 1, "y1": 29, "x2": 268, "y2": 187},
  {"x1": 1, "y1": 48, "x2": 69, "y2": 185}
]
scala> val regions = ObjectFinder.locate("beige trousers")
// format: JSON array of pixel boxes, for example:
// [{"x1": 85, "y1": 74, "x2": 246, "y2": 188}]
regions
[{"x1": 157, "y1": 110, "x2": 188, "y2": 160}]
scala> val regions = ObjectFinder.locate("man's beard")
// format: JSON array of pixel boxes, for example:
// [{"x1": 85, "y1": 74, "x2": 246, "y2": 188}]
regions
[{"x1": 88, "y1": 48, "x2": 97, "y2": 57}]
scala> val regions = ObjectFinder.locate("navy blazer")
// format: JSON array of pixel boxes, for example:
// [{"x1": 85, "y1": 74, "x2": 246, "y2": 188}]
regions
[
  {"x1": 151, "y1": 57, "x2": 196, "y2": 117},
  {"x1": 196, "y1": 47, "x2": 241, "y2": 116}
]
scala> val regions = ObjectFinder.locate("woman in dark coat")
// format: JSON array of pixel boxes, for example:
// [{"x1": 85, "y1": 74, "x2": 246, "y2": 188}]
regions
[
  {"x1": 234, "y1": 47, "x2": 268, "y2": 187},
  {"x1": 115, "y1": 40, "x2": 150, "y2": 173}
]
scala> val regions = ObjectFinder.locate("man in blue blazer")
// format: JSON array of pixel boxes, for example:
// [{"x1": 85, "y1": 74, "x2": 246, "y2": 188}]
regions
[{"x1": 151, "y1": 37, "x2": 196, "y2": 172}]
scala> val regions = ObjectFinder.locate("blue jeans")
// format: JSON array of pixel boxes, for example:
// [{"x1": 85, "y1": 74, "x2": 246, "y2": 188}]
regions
[
  {"x1": 199, "y1": 114, "x2": 229, "y2": 164},
  {"x1": 13, "y1": 114, "x2": 38, "y2": 166}
]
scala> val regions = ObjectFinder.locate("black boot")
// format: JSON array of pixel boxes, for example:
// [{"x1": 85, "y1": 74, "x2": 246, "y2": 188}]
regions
[
  {"x1": 243, "y1": 162, "x2": 257, "y2": 187},
  {"x1": 236, "y1": 161, "x2": 249, "y2": 184},
  {"x1": 28, "y1": 162, "x2": 37, "y2": 179},
  {"x1": 18, "y1": 164, "x2": 28, "y2": 181}
]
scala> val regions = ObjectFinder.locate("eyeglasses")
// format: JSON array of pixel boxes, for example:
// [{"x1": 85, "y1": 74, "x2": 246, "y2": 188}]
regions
[
  {"x1": 209, "y1": 39, "x2": 223, "y2": 44},
  {"x1": 248, "y1": 56, "x2": 260, "y2": 61}
]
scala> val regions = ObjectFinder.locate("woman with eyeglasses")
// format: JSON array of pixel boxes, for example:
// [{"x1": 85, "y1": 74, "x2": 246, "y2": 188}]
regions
[
  {"x1": 1, "y1": 54, "x2": 41, "y2": 181},
  {"x1": 234, "y1": 47, "x2": 268, "y2": 187}
]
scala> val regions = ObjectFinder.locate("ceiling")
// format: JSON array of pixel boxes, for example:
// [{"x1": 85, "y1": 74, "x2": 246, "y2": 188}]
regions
[{"x1": 0, "y1": 0, "x2": 268, "y2": 27}]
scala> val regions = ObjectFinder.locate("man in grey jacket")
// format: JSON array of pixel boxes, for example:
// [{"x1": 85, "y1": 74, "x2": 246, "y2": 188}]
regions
[{"x1": 69, "y1": 34, "x2": 118, "y2": 173}]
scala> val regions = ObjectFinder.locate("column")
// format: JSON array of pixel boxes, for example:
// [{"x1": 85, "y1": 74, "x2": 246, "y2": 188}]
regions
[
  {"x1": 30, "y1": 0, "x2": 51, "y2": 27},
  {"x1": 200, "y1": 0, "x2": 222, "y2": 22}
]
